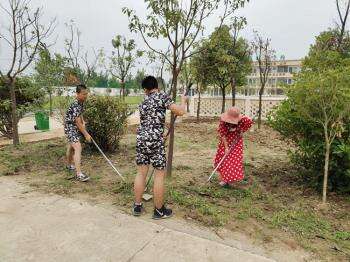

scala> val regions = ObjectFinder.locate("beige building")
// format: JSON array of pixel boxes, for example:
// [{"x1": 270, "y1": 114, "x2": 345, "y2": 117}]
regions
[
  {"x1": 206, "y1": 59, "x2": 302, "y2": 97},
  {"x1": 244, "y1": 59, "x2": 302, "y2": 96}
]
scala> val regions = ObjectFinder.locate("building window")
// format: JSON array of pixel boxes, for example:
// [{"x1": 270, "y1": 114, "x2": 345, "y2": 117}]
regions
[{"x1": 277, "y1": 66, "x2": 288, "y2": 73}]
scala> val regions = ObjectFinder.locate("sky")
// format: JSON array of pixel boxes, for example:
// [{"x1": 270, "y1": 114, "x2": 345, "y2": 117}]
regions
[{"x1": 0, "y1": 0, "x2": 341, "y2": 75}]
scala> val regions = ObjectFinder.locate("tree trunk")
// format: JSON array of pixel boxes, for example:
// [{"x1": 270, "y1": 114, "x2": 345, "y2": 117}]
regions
[
  {"x1": 196, "y1": 86, "x2": 201, "y2": 123},
  {"x1": 166, "y1": 69, "x2": 179, "y2": 177},
  {"x1": 186, "y1": 97, "x2": 190, "y2": 113},
  {"x1": 231, "y1": 78, "x2": 236, "y2": 106},
  {"x1": 49, "y1": 90, "x2": 53, "y2": 116},
  {"x1": 9, "y1": 79, "x2": 20, "y2": 145},
  {"x1": 221, "y1": 86, "x2": 226, "y2": 113},
  {"x1": 322, "y1": 139, "x2": 331, "y2": 204},
  {"x1": 258, "y1": 87, "x2": 264, "y2": 129},
  {"x1": 120, "y1": 80, "x2": 126, "y2": 99}
]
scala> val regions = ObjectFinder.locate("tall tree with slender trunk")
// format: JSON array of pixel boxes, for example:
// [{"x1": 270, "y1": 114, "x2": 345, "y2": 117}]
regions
[
  {"x1": 64, "y1": 21, "x2": 103, "y2": 86},
  {"x1": 34, "y1": 48, "x2": 66, "y2": 116},
  {"x1": 190, "y1": 43, "x2": 210, "y2": 122},
  {"x1": 336, "y1": 0, "x2": 350, "y2": 50},
  {"x1": 251, "y1": 31, "x2": 276, "y2": 129},
  {"x1": 123, "y1": 0, "x2": 249, "y2": 176},
  {"x1": 229, "y1": 17, "x2": 251, "y2": 106},
  {"x1": 0, "y1": 0, "x2": 55, "y2": 145},
  {"x1": 108, "y1": 35, "x2": 143, "y2": 98}
]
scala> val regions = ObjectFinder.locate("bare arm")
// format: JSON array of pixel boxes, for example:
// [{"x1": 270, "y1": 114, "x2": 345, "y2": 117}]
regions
[
  {"x1": 168, "y1": 96, "x2": 187, "y2": 116},
  {"x1": 218, "y1": 121, "x2": 229, "y2": 154},
  {"x1": 221, "y1": 136, "x2": 229, "y2": 150},
  {"x1": 75, "y1": 116, "x2": 91, "y2": 142}
]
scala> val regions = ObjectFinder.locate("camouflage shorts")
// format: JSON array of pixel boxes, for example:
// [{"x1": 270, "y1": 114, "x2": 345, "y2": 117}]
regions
[
  {"x1": 136, "y1": 138, "x2": 166, "y2": 170},
  {"x1": 64, "y1": 124, "x2": 82, "y2": 144}
]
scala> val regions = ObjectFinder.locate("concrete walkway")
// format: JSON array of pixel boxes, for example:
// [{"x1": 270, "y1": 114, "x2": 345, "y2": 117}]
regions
[{"x1": 0, "y1": 177, "x2": 273, "y2": 262}]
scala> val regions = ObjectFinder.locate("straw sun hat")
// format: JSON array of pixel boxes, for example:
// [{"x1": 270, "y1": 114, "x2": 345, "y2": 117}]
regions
[{"x1": 220, "y1": 106, "x2": 242, "y2": 124}]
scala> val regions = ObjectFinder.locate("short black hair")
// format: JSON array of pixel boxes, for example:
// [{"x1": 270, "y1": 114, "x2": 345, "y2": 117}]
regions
[
  {"x1": 76, "y1": 84, "x2": 87, "y2": 93},
  {"x1": 142, "y1": 76, "x2": 158, "y2": 90}
]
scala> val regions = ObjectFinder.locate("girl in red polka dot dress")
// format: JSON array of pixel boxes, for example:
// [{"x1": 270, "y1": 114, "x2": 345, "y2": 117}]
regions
[{"x1": 214, "y1": 106, "x2": 253, "y2": 187}]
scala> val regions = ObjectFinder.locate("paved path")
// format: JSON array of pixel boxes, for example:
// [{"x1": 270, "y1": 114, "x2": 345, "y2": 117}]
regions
[{"x1": 0, "y1": 177, "x2": 274, "y2": 262}]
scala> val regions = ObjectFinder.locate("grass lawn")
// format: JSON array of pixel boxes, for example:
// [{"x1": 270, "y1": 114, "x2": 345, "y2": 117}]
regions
[{"x1": 1, "y1": 119, "x2": 349, "y2": 261}]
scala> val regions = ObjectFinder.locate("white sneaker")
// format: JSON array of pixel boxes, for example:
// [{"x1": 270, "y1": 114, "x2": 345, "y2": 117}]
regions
[{"x1": 76, "y1": 173, "x2": 90, "y2": 182}]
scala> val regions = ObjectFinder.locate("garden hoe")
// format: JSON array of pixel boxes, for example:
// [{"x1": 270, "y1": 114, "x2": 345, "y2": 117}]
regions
[
  {"x1": 207, "y1": 133, "x2": 242, "y2": 182},
  {"x1": 91, "y1": 138, "x2": 125, "y2": 181}
]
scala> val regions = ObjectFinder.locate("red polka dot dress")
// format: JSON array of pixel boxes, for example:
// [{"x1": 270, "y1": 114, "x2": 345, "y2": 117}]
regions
[{"x1": 214, "y1": 116, "x2": 253, "y2": 184}]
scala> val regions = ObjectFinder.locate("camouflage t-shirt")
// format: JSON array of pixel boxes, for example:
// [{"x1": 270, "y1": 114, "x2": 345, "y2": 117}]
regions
[{"x1": 137, "y1": 92, "x2": 173, "y2": 141}]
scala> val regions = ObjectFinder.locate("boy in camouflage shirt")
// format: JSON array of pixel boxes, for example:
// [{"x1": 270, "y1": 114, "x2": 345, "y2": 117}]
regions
[
  {"x1": 64, "y1": 84, "x2": 91, "y2": 182},
  {"x1": 133, "y1": 76, "x2": 188, "y2": 219}
]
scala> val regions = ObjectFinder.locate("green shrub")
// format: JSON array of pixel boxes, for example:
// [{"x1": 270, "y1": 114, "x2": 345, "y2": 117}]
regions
[
  {"x1": 84, "y1": 96, "x2": 129, "y2": 152},
  {"x1": 268, "y1": 29, "x2": 350, "y2": 196},
  {"x1": 268, "y1": 82, "x2": 350, "y2": 194}
]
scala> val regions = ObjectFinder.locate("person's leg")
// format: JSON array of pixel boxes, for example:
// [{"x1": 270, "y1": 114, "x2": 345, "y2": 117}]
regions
[
  {"x1": 153, "y1": 169, "x2": 165, "y2": 209},
  {"x1": 134, "y1": 165, "x2": 149, "y2": 204},
  {"x1": 152, "y1": 166, "x2": 172, "y2": 219},
  {"x1": 66, "y1": 144, "x2": 74, "y2": 167},
  {"x1": 71, "y1": 142, "x2": 82, "y2": 175},
  {"x1": 151, "y1": 142, "x2": 171, "y2": 217}
]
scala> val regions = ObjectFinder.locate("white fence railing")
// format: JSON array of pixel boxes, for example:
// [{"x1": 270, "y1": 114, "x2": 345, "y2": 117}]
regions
[{"x1": 188, "y1": 95, "x2": 286, "y2": 120}]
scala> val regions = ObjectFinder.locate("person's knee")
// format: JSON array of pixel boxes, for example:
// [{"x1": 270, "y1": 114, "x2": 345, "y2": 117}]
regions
[
  {"x1": 69, "y1": 147, "x2": 74, "y2": 154},
  {"x1": 136, "y1": 172, "x2": 147, "y2": 182},
  {"x1": 72, "y1": 142, "x2": 82, "y2": 153}
]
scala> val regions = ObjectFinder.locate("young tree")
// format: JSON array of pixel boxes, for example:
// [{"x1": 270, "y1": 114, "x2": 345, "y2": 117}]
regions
[
  {"x1": 0, "y1": 77, "x2": 45, "y2": 138},
  {"x1": 288, "y1": 69, "x2": 350, "y2": 204},
  {"x1": 194, "y1": 25, "x2": 250, "y2": 113},
  {"x1": 0, "y1": 0, "x2": 55, "y2": 145},
  {"x1": 178, "y1": 61, "x2": 193, "y2": 112},
  {"x1": 230, "y1": 38, "x2": 251, "y2": 106},
  {"x1": 134, "y1": 69, "x2": 146, "y2": 93},
  {"x1": 251, "y1": 31, "x2": 276, "y2": 129},
  {"x1": 64, "y1": 21, "x2": 103, "y2": 86},
  {"x1": 190, "y1": 43, "x2": 210, "y2": 122},
  {"x1": 336, "y1": 0, "x2": 350, "y2": 50},
  {"x1": 207, "y1": 26, "x2": 235, "y2": 113},
  {"x1": 269, "y1": 0, "x2": 350, "y2": 203},
  {"x1": 123, "y1": 0, "x2": 249, "y2": 176},
  {"x1": 229, "y1": 17, "x2": 252, "y2": 106},
  {"x1": 35, "y1": 49, "x2": 66, "y2": 115},
  {"x1": 148, "y1": 51, "x2": 170, "y2": 93},
  {"x1": 108, "y1": 35, "x2": 143, "y2": 98}
]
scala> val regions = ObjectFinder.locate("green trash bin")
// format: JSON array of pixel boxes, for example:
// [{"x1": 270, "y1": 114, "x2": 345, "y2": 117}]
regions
[{"x1": 34, "y1": 111, "x2": 50, "y2": 131}]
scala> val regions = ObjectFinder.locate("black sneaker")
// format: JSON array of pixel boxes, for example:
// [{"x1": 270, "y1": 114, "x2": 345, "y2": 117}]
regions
[
  {"x1": 132, "y1": 203, "x2": 144, "y2": 216},
  {"x1": 153, "y1": 205, "x2": 173, "y2": 220},
  {"x1": 66, "y1": 165, "x2": 75, "y2": 172}
]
